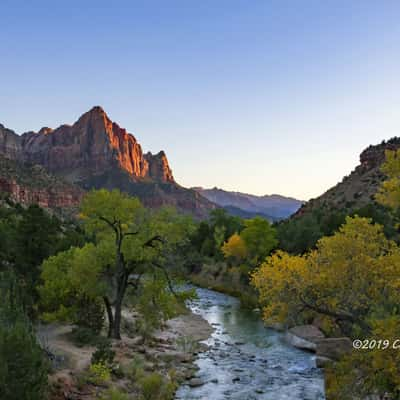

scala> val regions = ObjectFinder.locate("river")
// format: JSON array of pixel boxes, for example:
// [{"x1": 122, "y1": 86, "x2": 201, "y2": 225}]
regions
[{"x1": 175, "y1": 287, "x2": 325, "y2": 400}]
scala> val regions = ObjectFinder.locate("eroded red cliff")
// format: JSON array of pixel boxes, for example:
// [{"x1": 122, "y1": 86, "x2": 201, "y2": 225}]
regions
[
  {"x1": 19, "y1": 106, "x2": 174, "y2": 184},
  {"x1": 0, "y1": 107, "x2": 214, "y2": 218},
  {"x1": 0, "y1": 156, "x2": 83, "y2": 210}
]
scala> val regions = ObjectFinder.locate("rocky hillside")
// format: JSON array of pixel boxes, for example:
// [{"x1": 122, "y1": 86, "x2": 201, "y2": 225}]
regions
[
  {"x1": 0, "y1": 154, "x2": 83, "y2": 210},
  {"x1": 193, "y1": 187, "x2": 303, "y2": 220},
  {"x1": 294, "y1": 137, "x2": 400, "y2": 219},
  {"x1": 0, "y1": 107, "x2": 214, "y2": 217}
]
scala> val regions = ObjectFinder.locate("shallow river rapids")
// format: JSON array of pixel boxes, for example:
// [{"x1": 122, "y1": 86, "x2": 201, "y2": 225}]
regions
[{"x1": 175, "y1": 287, "x2": 325, "y2": 400}]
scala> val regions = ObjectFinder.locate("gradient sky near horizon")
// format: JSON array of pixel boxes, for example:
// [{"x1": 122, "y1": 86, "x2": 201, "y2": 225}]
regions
[{"x1": 1, "y1": 1, "x2": 400, "y2": 200}]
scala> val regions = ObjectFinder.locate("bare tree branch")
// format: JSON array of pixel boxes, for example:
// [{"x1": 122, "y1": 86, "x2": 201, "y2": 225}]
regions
[
  {"x1": 152, "y1": 261, "x2": 177, "y2": 297},
  {"x1": 299, "y1": 294, "x2": 371, "y2": 332},
  {"x1": 143, "y1": 235, "x2": 164, "y2": 248}
]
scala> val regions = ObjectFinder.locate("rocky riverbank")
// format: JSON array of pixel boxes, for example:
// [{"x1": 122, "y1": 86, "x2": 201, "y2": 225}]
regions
[
  {"x1": 284, "y1": 325, "x2": 352, "y2": 367},
  {"x1": 39, "y1": 309, "x2": 214, "y2": 399}
]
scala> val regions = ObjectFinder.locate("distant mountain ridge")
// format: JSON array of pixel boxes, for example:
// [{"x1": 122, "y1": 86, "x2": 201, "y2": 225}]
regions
[
  {"x1": 222, "y1": 205, "x2": 278, "y2": 221},
  {"x1": 193, "y1": 187, "x2": 303, "y2": 220},
  {"x1": 0, "y1": 107, "x2": 215, "y2": 217}
]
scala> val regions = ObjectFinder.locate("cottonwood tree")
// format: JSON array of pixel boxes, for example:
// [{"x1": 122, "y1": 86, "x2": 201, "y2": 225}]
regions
[
  {"x1": 251, "y1": 216, "x2": 400, "y2": 335},
  {"x1": 240, "y1": 217, "x2": 277, "y2": 266},
  {"x1": 40, "y1": 189, "x2": 194, "y2": 339}
]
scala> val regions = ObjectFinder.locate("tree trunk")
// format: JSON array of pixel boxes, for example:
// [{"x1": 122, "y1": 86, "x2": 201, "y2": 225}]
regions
[
  {"x1": 103, "y1": 296, "x2": 114, "y2": 338},
  {"x1": 108, "y1": 263, "x2": 127, "y2": 339},
  {"x1": 111, "y1": 294, "x2": 123, "y2": 339},
  {"x1": 107, "y1": 227, "x2": 128, "y2": 339}
]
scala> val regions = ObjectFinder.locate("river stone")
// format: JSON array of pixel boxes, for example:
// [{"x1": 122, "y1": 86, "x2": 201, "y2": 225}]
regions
[
  {"x1": 315, "y1": 356, "x2": 333, "y2": 368},
  {"x1": 289, "y1": 325, "x2": 325, "y2": 340},
  {"x1": 316, "y1": 337, "x2": 352, "y2": 361},
  {"x1": 285, "y1": 325, "x2": 325, "y2": 351},
  {"x1": 188, "y1": 378, "x2": 205, "y2": 387}
]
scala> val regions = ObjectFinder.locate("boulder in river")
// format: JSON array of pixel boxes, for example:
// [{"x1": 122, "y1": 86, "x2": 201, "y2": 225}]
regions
[
  {"x1": 188, "y1": 378, "x2": 205, "y2": 387},
  {"x1": 316, "y1": 337, "x2": 352, "y2": 361},
  {"x1": 285, "y1": 325, "x2": 325, "y2": 351}
]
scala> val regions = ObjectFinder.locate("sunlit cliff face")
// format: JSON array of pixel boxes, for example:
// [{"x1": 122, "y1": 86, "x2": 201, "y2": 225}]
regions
[
  {"x1": 0, "y1": 107, "x2": 214, "y2": 218},
  {"x1": 5, "y1": 106, "x2": 174, "y2": 184}
]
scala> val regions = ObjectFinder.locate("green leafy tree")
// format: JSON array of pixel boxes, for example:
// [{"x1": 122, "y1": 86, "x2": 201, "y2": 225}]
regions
[
  {"x1": 240, "y1": 217, "x2": 277, "y2": 266},
  {"x1": 40, "y1": 189, "x2": 193, "y2": 339},
  {"x1": 213, "y1": 225, "x2": 226, "y2": 255},
  {"x1": 0, "y1": 201, "x2": 85, "y2": 318},
  {"x1": 14, "y1": 205, "x2": 60, "y2": 316},
  {"x1": 0, "y1": 202, "x2": 18, "y2": 268},
  {"x1": 277, "y1": 213, "x2": 324, "y2": 254},
  {"x1": 209, "y1": 208, "x2": 242, "y2": 236},
  {"x1": 190, "y1": 209, "x2": 243, "y2": 259}
]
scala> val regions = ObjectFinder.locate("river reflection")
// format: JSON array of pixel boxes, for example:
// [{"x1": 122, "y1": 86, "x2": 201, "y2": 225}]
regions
[{"x1": 175, "y1": 287, "x2": 325, "y2": 400}]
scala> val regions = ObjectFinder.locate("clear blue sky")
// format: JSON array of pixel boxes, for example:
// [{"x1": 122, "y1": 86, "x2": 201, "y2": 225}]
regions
[{"x1": 1, "y1": 1, "x2": 400, "y2": 200}]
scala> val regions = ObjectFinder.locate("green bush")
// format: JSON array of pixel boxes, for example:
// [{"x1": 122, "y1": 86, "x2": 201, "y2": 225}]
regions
[
  {"x1": 91, "y1": 336, "x2": 115, "y2": 366},
  {"x1": 87, "y1": 362, "x2": 111, "y2": 385},
  {"x1": 126, "y1": 354, "x2": 145, "y2": 382},
  {"x1": 0, "y1": 271, "x2": 49, "y2": 400},
  {"x1": 136, "y1": 279, "x2": 194, "y2": 342},
  {"x1": 0, "y1": 315, "x2": 49, "y2": 400},
  {"x1": 138, "y1": 372, "x2": 176, "y2": 400},
  {"x1": 75, "y1": 296, "x2": 105, "y2": 334},
  {"x1": 71, "y1": 326, "x2": 98, "y2": 347}
]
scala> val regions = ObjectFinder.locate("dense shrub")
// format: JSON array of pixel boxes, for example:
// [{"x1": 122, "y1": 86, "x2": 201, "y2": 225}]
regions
[
  {"x1": 91, "y1": 336, "x2": 115, "y2": 366},
  {"x1": 75, "y1": 296, "x2": 105, "y2": 334},
  {"x1": 71, "y1": 326, "x2": 99, "y2": 347},
  {"x1": 138, "y1": 372, "x2": 176, "y2": 400},
  {"x1": 0, "y1": 272, "x2": 49, "y2": 400},
  {"x1": 0, "y1": 318, "x2": 49, "y2": 400},
  {"x1": 87, "y1": 362, "x2": 111, "y2": 385}
]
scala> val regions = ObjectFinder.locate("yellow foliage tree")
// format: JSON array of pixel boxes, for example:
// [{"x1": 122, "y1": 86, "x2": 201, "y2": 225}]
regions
[
  {"x1": 221, "y1": 233, "x2": 247, "y2": 264},
  {"x1": 376, "y1": 149, "x2": 400, "y2": 210},
  {"x1": 251, "y1": 216, "x2": 400, "y2": 333}
]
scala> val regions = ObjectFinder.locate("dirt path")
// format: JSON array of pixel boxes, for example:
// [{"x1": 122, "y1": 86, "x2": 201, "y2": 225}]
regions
[{"x1": 37, "y1": 323, "x2": 95, "y2": 371}]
